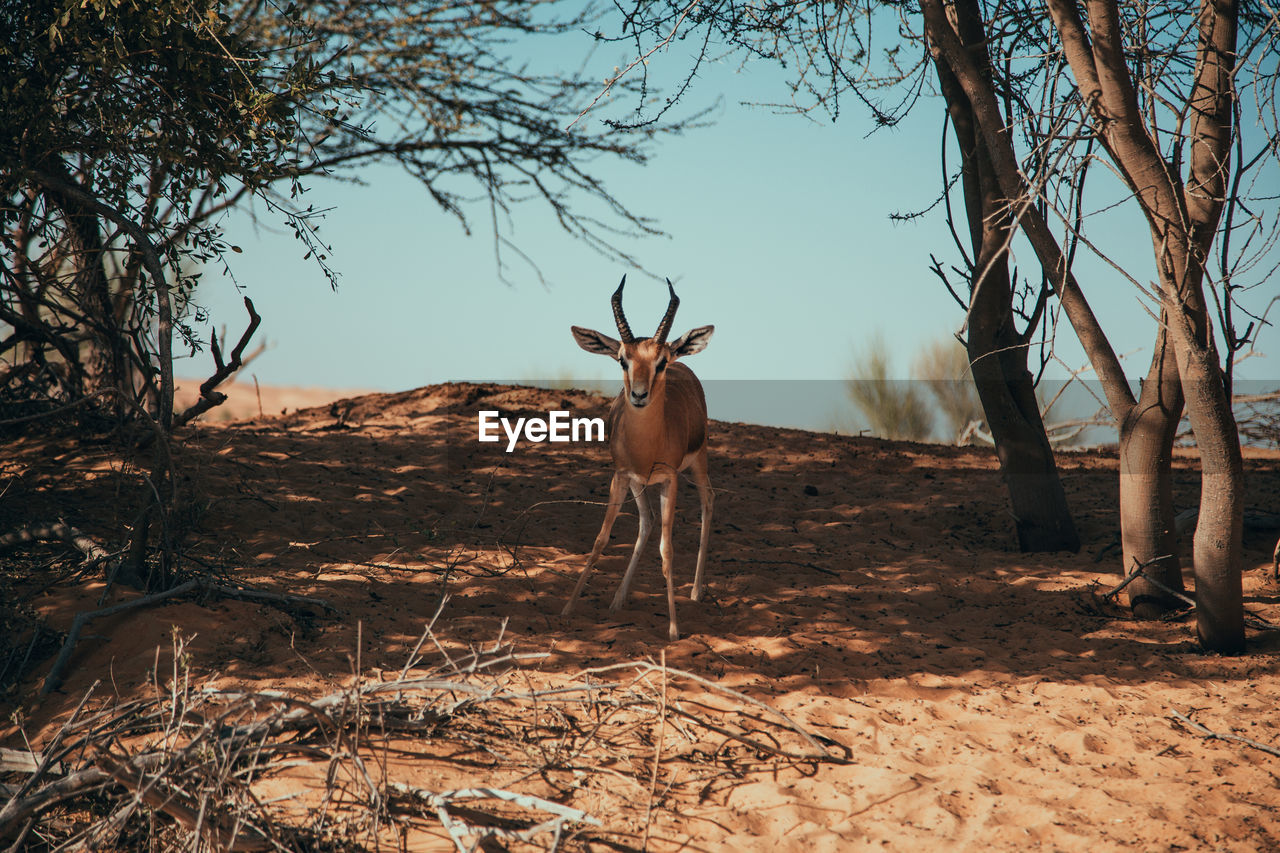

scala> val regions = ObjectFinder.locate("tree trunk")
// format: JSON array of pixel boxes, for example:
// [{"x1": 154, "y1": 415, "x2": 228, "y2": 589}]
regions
[
  {"x1": 935, "y1": 0, "x2": 1080, "y2": 552},
  {"x1": 977, "y1": 376, "x2": 1081, "y2": 552},
  {"x1": 966, "y1": 262, "x2": 1079, "y2": 552},
  {"x1": 1118, "y1": 326, "x2": 1186, "y2": 616},
  {"x1": 1180, "y1": 349, "x2": 1245, "y2": 653},
  {"x1": 44, "y1": 161, "x2": 129, "y2": 409}
]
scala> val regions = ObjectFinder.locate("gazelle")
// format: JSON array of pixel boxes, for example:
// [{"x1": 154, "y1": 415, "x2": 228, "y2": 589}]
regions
[{"x1": 563, "y1": 276, "x2": 715, "y2": 641}]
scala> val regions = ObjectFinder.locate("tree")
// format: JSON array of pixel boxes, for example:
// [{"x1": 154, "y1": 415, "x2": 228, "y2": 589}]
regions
[
  {"x1": 926, "y1": 4, "x2": 1081, "y2": 552},
  {"x1": 923, "y1": 0, "x2": 1182, "y2": 611},
  {"x1": 589, "y1": 1, "x2": 1279, "y2": 650},
  {"x1": 1, "y1": 0, "x2": 312, "y2": 430},
  {"x1": 2, "y1": 0, "x2": 676, "y2": 426},
  {"x1": 2, "y1": 0, "x2": 332, "y2": 585},
  {"x1": 918, "y1": 0, "x2": 1277, "y2": 651},
  {"x1": 218, "y1": 0, "x2": 680, "y2": 279},
  {"x1": 1, "y1": 0, "x2": 685, "y2": 587},
  {"x1": 587, "y1": 1, "x2": 1081, "y2": 552}
]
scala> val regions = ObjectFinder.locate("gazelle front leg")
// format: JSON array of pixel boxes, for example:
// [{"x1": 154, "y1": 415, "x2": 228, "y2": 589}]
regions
[
  {"x1": 562, "y1": 470, "x2": 628, "y2": 617},
  {"x1": 689, "y1": 450, "x2": 713, "y2": 602},
  {"x1": 611, "y1": 480, "x2": 652, "y2": 610},
  {"x1": 658, "y1": 475, "x2": 680, "y2": 641}
]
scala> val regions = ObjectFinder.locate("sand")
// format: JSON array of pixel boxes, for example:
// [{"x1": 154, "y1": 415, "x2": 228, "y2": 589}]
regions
[{"x1": 4, "y1": 381, "x2": 1280, "y2": 850}]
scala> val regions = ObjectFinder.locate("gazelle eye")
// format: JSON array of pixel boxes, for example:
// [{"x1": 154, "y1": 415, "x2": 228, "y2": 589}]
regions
[
  {"x1": 619, "y1": 358, "x2": 628, "y2": 371},
  {"x1": 655, "y1": 359, "x2": 667, "y2": 373}
]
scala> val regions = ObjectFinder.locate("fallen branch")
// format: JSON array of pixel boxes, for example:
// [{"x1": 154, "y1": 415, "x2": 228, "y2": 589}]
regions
[
  {"x1": 1102, "y1": 557, "x2": 1275, "y2": 630},
  {"x1": 0, "y1": 763, "x2": 115, "y2": 832},
  {"x1": 1102, "y1": 555, "x2": 1194, "y2": 609},
  {"x1": 95, "y1": 752, "x2": 273, "y2": 852},
  {"x1": 0, "y1": 751, "x2": 50, "y2": 775},
  {"x1": 2, "y1": 681, "x2": 98, "y2": 822},
  {"x1": 40, "y1": 579, "x2": 201, "y2": 696},
  {"x1": 0, "y1": 388, "x2": 116, "y2": 427},
  {"x1": 388, "y1": 782, "x2": 601, "y2": 851},
  {"x1": 1103, "y1": 554, "x2": 1175, "y2": 601},
  {"x1": 200, "y1": 581, "x2": 336, "y2": 614},
  {"x1": 1169, "y1": 708, "x2": 1280, "y2": 759},
  {"x1": 1139, "y1": 572, "x2": 1198, "y2": 610},
  {"x1": 40, "y1": 578, "x2": 334, "y2": 695},
  {"x1": 641, "y1": 650, "x2": 668, "y2": 851},
  {"x1": 0, "y1": 522, "x2": 111, "y2": 566}
]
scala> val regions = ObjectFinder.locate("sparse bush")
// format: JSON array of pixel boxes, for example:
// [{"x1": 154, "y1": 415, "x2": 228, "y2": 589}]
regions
[
  {"x1": 847, "y1": 334, "x2": 933, "y2": 441},
  {"x1": 913, "y1": 338, "x2": 982, "y2": 441},
  {"x1": 848, "y1": 333, "x2": 1104, "y2": 446}
]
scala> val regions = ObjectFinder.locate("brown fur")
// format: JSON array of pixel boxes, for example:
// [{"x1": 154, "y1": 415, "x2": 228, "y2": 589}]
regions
[{"x1": 608, "y1": 359, "x2": 707, "y2": 482}]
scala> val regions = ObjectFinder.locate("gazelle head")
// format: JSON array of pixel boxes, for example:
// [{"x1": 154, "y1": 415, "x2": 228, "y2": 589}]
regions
[{"x1": 572, "y1": 276, "x2": 715, "y2": 409}]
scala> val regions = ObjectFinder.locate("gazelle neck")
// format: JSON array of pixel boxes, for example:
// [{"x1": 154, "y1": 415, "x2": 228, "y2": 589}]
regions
[{"x1": 621, "y1": 392, "x2": 666, "y2": 425}]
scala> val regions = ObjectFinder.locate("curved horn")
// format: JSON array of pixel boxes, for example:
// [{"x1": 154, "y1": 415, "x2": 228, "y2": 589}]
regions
[
  {"x1": 611, "y1": 276, "x2": 635, "y2": 343},
  {"x1": 653, "y1": 278, "x2": 680, "y2": 344}
]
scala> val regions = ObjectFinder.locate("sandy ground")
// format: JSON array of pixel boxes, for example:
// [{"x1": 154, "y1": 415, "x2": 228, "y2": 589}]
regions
[{"x1": 4, "y1": 381, "x2": 1280, "y2": 851}]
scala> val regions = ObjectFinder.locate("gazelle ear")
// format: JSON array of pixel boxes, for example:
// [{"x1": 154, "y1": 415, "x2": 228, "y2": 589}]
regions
[
  {"x1": 670, "y1": 325, "x2": 714, "y2": 358},
  {"x1": 571, "y1": 326, "x2": 622, "y2": 357}
]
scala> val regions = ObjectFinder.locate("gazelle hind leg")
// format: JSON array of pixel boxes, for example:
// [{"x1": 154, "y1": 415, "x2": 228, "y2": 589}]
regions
[
  {"x1": 610, "y1": 480, "x2": 651, "y2": 610},
  {"x1": 562, "y1": 471, "x2": 628, "y2": 617},
  {"x1": 658, "y1": 477, "x2": 680, "y2": 641},
  {"x1": 689, "y1": 449, "x2": 713, "y2": 602}
]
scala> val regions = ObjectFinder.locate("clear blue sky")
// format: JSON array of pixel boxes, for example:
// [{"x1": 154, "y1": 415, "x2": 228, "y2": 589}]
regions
[{"x1": 191, "y1": 36, "x2": 1278, "y2": 433}]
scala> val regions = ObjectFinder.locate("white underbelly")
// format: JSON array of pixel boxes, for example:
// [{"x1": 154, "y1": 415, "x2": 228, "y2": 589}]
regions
[{"x1": 624, "y1": 451, "x2": 696, "y2": 486}]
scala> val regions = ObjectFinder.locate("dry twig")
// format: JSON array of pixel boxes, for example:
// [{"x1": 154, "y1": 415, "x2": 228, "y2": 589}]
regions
[
  {"x1": 1169, "y1": 708, "x2": 1280, "y2": 759},
  {"x1": 172, "y1": 297, "x2": 262, "y2": 429}
]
